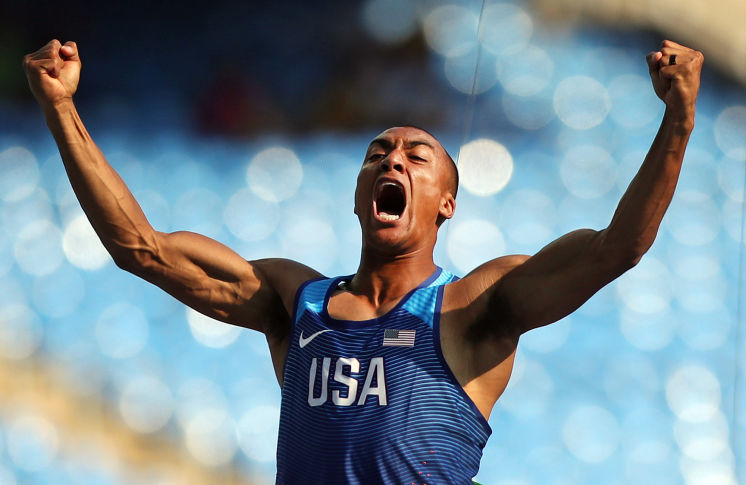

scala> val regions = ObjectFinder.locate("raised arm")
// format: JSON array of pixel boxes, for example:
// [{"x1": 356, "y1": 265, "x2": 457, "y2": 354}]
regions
[
  {"x1": 456, "y1": 40, "x2": 703, "y2": 337},
  {"x1": 22, "y1": 40, "x2": 320, "y2": 339}
]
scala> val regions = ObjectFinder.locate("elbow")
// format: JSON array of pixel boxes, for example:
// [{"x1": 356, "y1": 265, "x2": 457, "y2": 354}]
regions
[
  {"x1": 624, "y1": 248, "x2": 644, "y2": 270},
  {"x1": 596, "y1": 247, "x2": 641, "y2": 281},
  {"x1": 597, "y1": 230, "x2": 649, "y2": 275},
  {"x1": 111, "y1": 249, "x2": 146, "y2": 275},
  {"x1": 110, "y1": 238, "x2": 162, "y2": 277},
  {"x1": 609, "y1": 243, "x2": 648, "y2": 274}
]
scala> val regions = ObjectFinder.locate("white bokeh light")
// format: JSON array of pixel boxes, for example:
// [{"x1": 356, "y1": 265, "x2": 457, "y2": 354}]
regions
[
  {"x1": 480, "y1": 3, "x2": 533, "y2": 56},
  {"x1": 184, "y1": 408, "x2": 237, "y2": 467},
  {"x1": 224, "y1": 187, "x2": 279, "y2": 242},
  {"x1": 248, "y1": 146, "x2": 304, "y2": 202},
  {"x1": 7, "y1": 414, "x2": 59, "y2": 472},
  {"x1": 96, "y1": 302, "x2": 149, "y2": 359},
  {"x1": 62, "y1": 213, "x2": 112, "y2": 270},
  {"x1": 119, "y1": 375, "x2": 174, "y2": 434},
  {"x1": 279, "y1": 217, "x2": 339, "y2": 275},
  {"x1": 714, "y1": 105, "x2": 746, "y2": 160},
  {"x1": 14, "y1": 219, "x2": 64, "y2": 276},
  {"x1": 666, "y1": 364, "x2": 721, "y2": 423},
  {"x1": 447, "y1": 219, "x2": 506, "y2": 274},
  {"x1": 680, "y1": 456, "x2": 737, "y2": 485},
  {"x1": 616, "y1": 257, "x2": 672, "y2": 314},
  {"x1": 422, "y1": 4, "x2": 479, "y2": 57},
  {"x1": 186, "y1": 307, "x2": 243, "y2": 349},
  {"x1": 458, "y1": 138, "x2": 513, "y2": 196},
  {"x1": 497, "y1": 45, "x2": 553, "y2": 97},
  {"x1": 664, "y1": 190, "x2": 721, "y2": 245},
  {"x1": 444, "y1": 49, "x2": 498, "y2": 95},
  {"x1": 0, "y1": 146, "x2": 40, "y2": 203},
  {"x1": 559, "y1": 145, "x2": 617, "y2": 199},
  {"x1": 554, "y1": 76, "x2": 611, "y2": 130},
  {"x1": 176, "y1": 378, "x2": 228, "y2": 429},
  {"x1": 674, "y1": 410, "x2": 730, "y2": 460},
  {"x1": 237, "y1": 405, "x2": 280, "y2": 462},
  {"x1": 562, "y1": 405, "x2": 620, "y2": 463}
]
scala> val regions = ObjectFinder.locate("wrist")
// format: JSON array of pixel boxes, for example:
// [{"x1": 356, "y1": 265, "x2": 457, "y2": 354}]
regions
[
  {"x1": 41, "y1": 97, "x2": 75, "y2": 119},
  {"x1": 663, "y1": 107, "x2": 695, "y2": 135}
]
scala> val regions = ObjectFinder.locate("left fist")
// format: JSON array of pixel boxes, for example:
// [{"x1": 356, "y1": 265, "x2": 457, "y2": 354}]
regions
[{"x1": 646, "y1": 40, "x2": 704, "y2": 122}]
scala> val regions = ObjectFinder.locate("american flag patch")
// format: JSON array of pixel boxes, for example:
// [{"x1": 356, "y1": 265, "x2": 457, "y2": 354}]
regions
[{"x1": 382, "y1": 329, "x2": 416, "y2": 347}]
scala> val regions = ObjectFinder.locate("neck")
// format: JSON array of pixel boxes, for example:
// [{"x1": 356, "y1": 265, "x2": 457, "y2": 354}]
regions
[{"x1": 348, "y1": 245, "x2": 437, "y2": 308}]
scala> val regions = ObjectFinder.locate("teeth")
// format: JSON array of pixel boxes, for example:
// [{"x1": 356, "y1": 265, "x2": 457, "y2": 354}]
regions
[{"x1": 379, "y1": 213, "x2": 400, "y2": 221}]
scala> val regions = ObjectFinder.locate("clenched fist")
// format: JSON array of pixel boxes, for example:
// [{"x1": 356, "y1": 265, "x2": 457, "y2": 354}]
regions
[
  {"x1": 646, "y1": 40, "x2": 704, "y2": 123},
  {"x1": 22, "y1": 39, "x2": 81, "y2": 111}
]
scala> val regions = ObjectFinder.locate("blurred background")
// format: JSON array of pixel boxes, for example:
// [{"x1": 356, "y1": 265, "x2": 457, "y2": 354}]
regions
[{"x1": 1, "y1": 0, "x2": 745, "y2": 483}]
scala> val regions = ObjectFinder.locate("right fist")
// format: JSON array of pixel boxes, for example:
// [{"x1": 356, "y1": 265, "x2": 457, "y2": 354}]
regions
[{"x1": 22, "y1": 39, "x2": 81, "y2": 109}]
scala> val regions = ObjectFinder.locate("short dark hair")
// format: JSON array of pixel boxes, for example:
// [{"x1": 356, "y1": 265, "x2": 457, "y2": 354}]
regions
[{"x1": 401, "y1": 125, "x2": 459, "y2": 199}]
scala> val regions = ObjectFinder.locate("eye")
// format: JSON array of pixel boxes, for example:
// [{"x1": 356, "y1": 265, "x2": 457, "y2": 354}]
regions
[
  {"x1": 410, "y1": 154, "x2": 428, "y2": 163},
  {"x1": 367, "y1": 153, "x2": 385, "y2": 162}
]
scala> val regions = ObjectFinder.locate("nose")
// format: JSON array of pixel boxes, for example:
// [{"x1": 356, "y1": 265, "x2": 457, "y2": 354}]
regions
[{"x1": 381, "y1": 150, "x2": 405, "y2": 173}]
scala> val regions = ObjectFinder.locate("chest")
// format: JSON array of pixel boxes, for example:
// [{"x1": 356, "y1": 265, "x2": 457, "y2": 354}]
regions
[{"x1": 325, "y1": 290, "x2": 404, "y2": 321}]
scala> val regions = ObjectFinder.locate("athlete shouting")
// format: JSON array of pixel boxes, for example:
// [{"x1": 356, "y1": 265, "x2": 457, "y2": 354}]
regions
[{"x1": 23, "y1": 39, "x2": 703, "y2": 484}]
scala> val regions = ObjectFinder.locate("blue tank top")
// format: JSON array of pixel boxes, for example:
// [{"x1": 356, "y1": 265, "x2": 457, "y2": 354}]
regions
[{"x1": 275, "y1": 267, "x2": 492, "y2": 485}]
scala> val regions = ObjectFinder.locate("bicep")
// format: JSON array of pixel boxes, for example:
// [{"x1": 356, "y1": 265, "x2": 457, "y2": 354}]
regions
[
  {"x1": 493, "y1": 228, "x2": 632, "y2": 333},
  {"x1": 127, "y1": 230, "x2": 319, "y2": 334}
]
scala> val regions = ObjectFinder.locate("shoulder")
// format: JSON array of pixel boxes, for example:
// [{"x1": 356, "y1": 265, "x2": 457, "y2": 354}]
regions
[
  {"x1": 443, "y1": 254, "x2": 530, "y2": 310},
  {"x1": 250, "y1": 258, "x2": 325, "y2": 321}
]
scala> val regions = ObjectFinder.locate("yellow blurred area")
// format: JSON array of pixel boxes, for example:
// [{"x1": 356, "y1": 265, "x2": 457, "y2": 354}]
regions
[{"x1": 0, "y1": 357, "x2": 256, "y2": 485}]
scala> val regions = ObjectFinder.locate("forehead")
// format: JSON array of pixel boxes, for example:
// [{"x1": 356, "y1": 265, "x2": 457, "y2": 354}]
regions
[{"x1": 368, "y1": 126, "x2": 442, "y2": 151}]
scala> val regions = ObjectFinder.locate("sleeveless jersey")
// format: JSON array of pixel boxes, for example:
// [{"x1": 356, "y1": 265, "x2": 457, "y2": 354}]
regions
[{"x1": 275, "y1": 267, "x2": 492, "y2": 485}]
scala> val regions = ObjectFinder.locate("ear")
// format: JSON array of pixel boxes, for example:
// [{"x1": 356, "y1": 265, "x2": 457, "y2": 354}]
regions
[{"x1": 438, "y1": 193, "x2": 455, "y2": 220}]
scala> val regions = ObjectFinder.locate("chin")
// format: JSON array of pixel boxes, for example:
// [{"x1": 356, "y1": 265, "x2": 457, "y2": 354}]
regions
[{"x1": 363, "y1": 225, "x2": 410, "y2": 253}]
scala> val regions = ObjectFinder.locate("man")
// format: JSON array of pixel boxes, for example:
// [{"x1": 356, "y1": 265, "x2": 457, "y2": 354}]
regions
[{"x1": 23, "y1": 39, "x2": 702, "y2": 484}]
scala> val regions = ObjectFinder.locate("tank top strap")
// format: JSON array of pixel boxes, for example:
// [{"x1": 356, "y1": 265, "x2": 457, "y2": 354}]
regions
[
  {"x1": 401, "y1": 267, "x2": 457, "y2": 328},
  {"x1": 292, "y1": 276, "x2": 343, "y2": 325}
]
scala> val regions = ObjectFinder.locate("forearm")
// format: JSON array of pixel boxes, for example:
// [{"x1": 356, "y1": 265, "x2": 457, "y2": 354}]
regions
[
  {"x1": 604, "y1": 109, "x2": 693, "y2": 259},
  {"x1": 44, "y1": 100, "x2": 156, "y2": 262}
]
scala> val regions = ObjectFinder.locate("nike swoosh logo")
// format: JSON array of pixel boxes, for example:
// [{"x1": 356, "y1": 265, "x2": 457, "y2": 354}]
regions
[{"x1": 299, "y1": 329, "x2": 333, "y2": 348}]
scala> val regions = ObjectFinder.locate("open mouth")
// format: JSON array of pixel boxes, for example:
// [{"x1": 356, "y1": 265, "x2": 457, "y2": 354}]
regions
[{"x1": 375, "y1": 181, "x2": 406, "y2": 221}]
